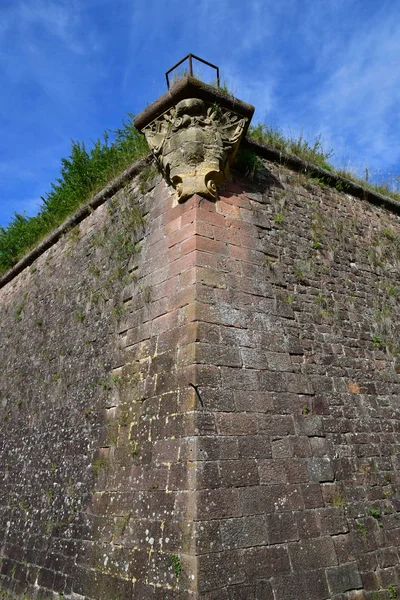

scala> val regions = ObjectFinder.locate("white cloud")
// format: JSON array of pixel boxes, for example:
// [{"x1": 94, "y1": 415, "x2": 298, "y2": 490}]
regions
[{"x1": 293, "y1": 5, "x2": 400, "y2": 171}]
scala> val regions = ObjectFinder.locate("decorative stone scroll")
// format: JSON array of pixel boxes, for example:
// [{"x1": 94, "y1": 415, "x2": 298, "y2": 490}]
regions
[{"x1": 142, "y1": 98, "x2": 249, "y2": 202}]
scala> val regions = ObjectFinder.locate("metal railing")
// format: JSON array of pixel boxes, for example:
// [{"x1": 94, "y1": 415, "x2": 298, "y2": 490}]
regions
[{"x1": 165, "y1": 54, "x2": 220, "y2": 90}]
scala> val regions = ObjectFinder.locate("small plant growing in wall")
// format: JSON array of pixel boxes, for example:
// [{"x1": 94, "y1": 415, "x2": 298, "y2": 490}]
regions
[
  {"x1": 99, "y1": 377, "x2": 112, "y2": 391},
  {"x1": 119, "y1": 410, "x2": 130, "y2": 426},
  {"x1": 274, "y1": 212, "x2": 284, "y2": 225},
  {"x1": 18, "y1": 498, "x2": 30, "y2": 516},
  {"x1": 388, "y1": 584, "x2": 397, "y2": 599},
  {"x1": 130, "y1": 439, "x2": 138, "y2": 459},
  {"x1": 14, "y1": 304, "x2": 24, "y2": 322},
  {"x1": 295, "y1": 267, "x2": 306, "y2": 283},
  {"x1": 110, "y1": 374, "x2": 122, "y2": 388},
  {"x1": 369, "y1": 508, "x2": 383, "y2": 527},
  {"x1": 311, "y1": 212, "x2": 325, "y2": 250},
  {"x1": 171, "y1": 554, "x2": 182, "y2": 579},
  {"x1": 372, "y1": 334, "x2": 385, "y2": 349},
  {"x1": 335, "y1": 180, "x2": 345, "y2": 192},
  {"x1": 68, "y1": 225, "x2": 80, "y2": 244},
  {"x1": 382, "y1": 227, "x2": 397, "y2": 241},
  {"x1": 45, "y1": 488, "x2": 54, "y2": 502},
  {"x1": 356, "y1": 522, "x2": 367, "y2": 536},
  {"x1": 332, "y1": 496, "x2": 345, "y2": 507},
  {"x1": 311, "y1": 236, "x2": 323, "y2": 250},
  {"x1": 115, "y1": 511, "x2": 133, "y2": 536},
  {"x1": 234, "y1": 148, "x2": 262, "y2": 179},
  {"x1": 211, "y1": 101, "x2": 222, "y2": 118},
  {"x1": 92, "y1": 456, "x2": 108, "y2": 477},
  {"x1": 315, "y1": 293, "x2": 328, "y2": 307},
  {"x1": 75, "y1": 310, "x2": 85, "y2": 323},
  {"x1": 311, "y1": 176, "x2": 327, "y2": 189},
  {"x1": 112, "y1": 304, "x2": 125, "y2": 323}
]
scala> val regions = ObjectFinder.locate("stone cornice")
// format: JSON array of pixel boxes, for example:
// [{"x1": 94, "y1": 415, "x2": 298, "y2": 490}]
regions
[{"x1": 134, "y1": 75, "x2": 255, "y2": 131}]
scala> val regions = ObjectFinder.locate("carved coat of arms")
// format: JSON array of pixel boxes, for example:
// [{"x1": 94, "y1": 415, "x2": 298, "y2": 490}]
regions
[{"x1": 143, "y1": 98, "x2": 248, "y2": 202}]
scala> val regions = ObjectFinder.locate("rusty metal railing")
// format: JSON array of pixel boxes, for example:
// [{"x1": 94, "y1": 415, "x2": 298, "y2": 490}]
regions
[{"x1": 165, "y1": 54, "x2": 220, "y2": 90}]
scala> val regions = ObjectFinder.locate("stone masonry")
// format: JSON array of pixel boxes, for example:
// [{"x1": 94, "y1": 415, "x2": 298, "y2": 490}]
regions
[{"x1": 1, "y1": 78, "x2": 400, "y2": 600}]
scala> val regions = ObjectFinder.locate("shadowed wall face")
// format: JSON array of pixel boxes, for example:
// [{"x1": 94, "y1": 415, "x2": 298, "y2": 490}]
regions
[
  {"x1": 1, "y1": 143, "x2": 400, "y2": 600},
  {"x1": 186, "y1": 161, "x2": 400, "y2": 600}
]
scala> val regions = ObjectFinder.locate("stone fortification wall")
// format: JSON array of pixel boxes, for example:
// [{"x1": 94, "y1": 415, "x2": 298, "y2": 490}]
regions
[
  {"x1": 185, "y1": 156, "x2": 400, "y2": 600},
  {"x1": 0, "y1": 167, "x2": 201, "y2": 600},
  {"x1": 1, "y1": 139, "x2": 400, "y2": 600}
]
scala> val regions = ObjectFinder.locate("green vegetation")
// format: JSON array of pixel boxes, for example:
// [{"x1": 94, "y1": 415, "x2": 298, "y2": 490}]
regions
[
  {"x1": 369, "y1": 508, "x2": 383, "y2": 527},
  {"x1": 332, "y1": 495, "x2": 345, "y2": 507},
  {"x1": 92, "y1": 456, "x2": 108, "y2": 477},
  {"x1": 129, "y1": 439, "x2": 138, "y2": 459},
  {"x1": 247, "y1": 122, "x2": 400, "y2": 204},
  {"x1": 248, "y1": 123, "x2": 334, "y2": 171},
  {"x1": 75, "y1": 310, "x2": 85, "y2": 323},
  {"x1": 143, "y1": 285, "x2": 152, "y2": 304},
  {"x1": 0, "y1": 115, "x2": 148, "y2": 276},
  {"x1": 13, "y1": 304, "x2": 24, "y2": 322},
  {"x1": 372, "y1": 334, "x2": 385, "y2": 349},
  {"x1": 115, "y1": 511, "x2": 133, "y2": 536},
  {"x1": 169, "y1": 68, "x2": 232, "y2": 95},
  {"x1": 171, "y1": 554, "x2": 183, "y2": 578},
  {"x1": 356, "y1": 522, "x2": 367, "y2": 536},
  {"x1": 273, "y1": 212, "x2": 285, "y2": 225},
  {"x1": 234, "y1": 147, "x2": 263, "y2": 179},
  {"x1": 336, "y1": 167, "x2": 400, "y2": 202},
  {"x1": 2, "y1": 100, "x2": 400, "y2": 284},
  {"x1": 91, "y1": 205, "x2": 144, "y2": 263}
]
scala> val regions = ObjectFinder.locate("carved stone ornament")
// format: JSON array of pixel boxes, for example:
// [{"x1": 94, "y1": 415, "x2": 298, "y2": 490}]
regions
[{"x1": 142, "y1": 98, "x2": 249, "y2": 202}]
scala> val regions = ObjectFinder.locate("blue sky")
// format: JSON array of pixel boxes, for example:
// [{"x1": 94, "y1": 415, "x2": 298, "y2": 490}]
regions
[{"x1": 1, "y1": 0, "x2": 400, "y2": 227}]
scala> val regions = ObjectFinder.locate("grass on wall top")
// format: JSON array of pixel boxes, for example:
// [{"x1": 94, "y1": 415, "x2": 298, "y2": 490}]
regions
[
  {"x1": 0, "y1": 115, "x2": 148, "y2": 276},
  {"x1": 1, "y1": 113, "x2": 400, "y2": 277},
  {"x1": 248, "y1": 122, "x2": 400, "y2": 204},
  {"x1": 248, "y1": 123, "x2": 334, "y2": 171}
]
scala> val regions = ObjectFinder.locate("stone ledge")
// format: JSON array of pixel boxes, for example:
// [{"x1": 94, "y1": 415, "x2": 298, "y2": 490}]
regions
[
  {"x1": 245, "y1": 137, "x2": 400, "y2": 215},
  {"x1": 134, "y1": 75, "x2": 255, "y2": 131}
]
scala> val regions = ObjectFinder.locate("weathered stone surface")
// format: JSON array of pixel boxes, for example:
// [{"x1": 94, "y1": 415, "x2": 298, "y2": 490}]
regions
[
  {"x1": 2, "y1": 120, "x2": 400, "y2": 600},
  {"x1": 0, "y1": 173, "x2": 201, "y2": 598},
  {"x1": 326, "y1": 562, "x2": 363, "y2": 594},
  {"x1": 135, "y1": 77, "x2": 254, "y2": 204},
  {"x1": 141, "y1": 97, "x2": 249, "y2": 202}
]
